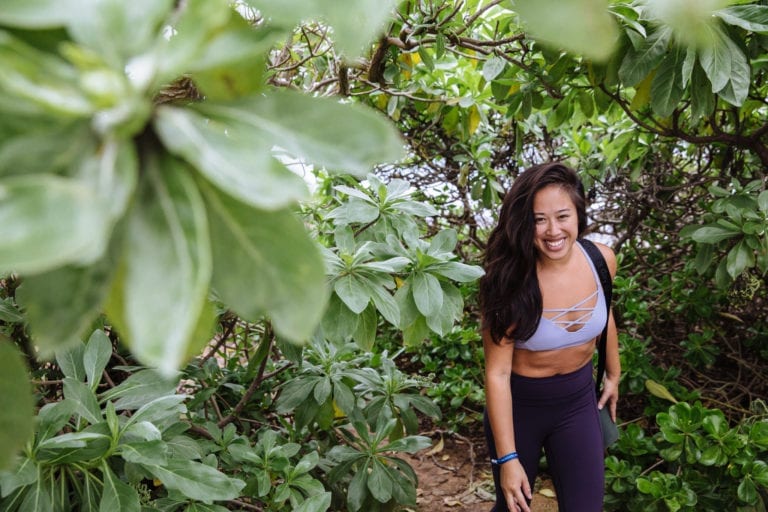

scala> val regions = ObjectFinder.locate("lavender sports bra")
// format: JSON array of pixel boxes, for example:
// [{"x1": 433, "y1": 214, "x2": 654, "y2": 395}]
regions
[{"x1": 514, "y1": 241, "x2": 607, "y2": 351}]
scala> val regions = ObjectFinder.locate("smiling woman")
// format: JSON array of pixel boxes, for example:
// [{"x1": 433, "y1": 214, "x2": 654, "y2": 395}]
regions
[{"x1": 478, "y1": 162, "x2": 620, "y2": 512}]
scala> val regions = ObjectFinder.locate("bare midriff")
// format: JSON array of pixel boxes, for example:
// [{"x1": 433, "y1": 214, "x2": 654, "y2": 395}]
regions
[{"x1": 510, "y1": 339, "x2": 597, "y2": 378}]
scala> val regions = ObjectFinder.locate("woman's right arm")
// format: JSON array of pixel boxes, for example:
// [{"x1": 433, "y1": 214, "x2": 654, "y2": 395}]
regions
[{"x1": 483, "y1": 329, "x2": 533, "y2": 512}]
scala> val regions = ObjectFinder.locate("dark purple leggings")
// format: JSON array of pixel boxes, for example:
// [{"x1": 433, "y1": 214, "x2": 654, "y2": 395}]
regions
[{"x1": 484, "y1": 362, "x2": 604, "y2": 511}]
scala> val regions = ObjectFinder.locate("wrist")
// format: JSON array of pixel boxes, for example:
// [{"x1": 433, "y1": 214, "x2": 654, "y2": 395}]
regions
[{"x1": 491, "y1": 451, "x2": 519, "y2": 465}]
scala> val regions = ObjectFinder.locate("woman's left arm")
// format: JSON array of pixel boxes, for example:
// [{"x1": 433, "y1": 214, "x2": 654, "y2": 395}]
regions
[{"x1": 597, "y1": 243, "x2": 621, "y2": 421}]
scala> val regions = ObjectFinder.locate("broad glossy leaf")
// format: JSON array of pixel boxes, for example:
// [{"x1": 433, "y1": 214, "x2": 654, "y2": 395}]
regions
[
  {"x1": 106, "y1": 153, "x2": 213, "y2": 376},
  {"x1": 0, "y1": 175, "x2": 108, "y2": 275},
  {"x1": 698, "y1": 24, "x2": 734, "y2": 93},
  {"x1": 141, "y1": 459, "x2": 245, "y2": 502},
  {"x1": 100, "y1": 464, "x2": 141, "y2": 512},
  {"x1": 244, "y1": 0, "x2": 398, "y2": 57},
  {"x1": 691, "y1": 225, "x2": 740, "y2": 243},
  {"x1": 368, "y1": 460, "x2": 393, "y2": 503},
  {"x1": 100, "y1": 370, "x2": 178, "y2": 411},
  {"x1": 429, "y1": 261, "x2": 484, "y2": 282},
  {"x1": 55, "y1": 344, "x2": 86, "y2": 382},
  {"x1": 716, "y1": 5, "x2": 768, "y2": 33},
  {"x1": 726, "y1": 240, "x2": 754, "y2": 278},
  {"x1": 125, "y1": 396, "x2": 187, "y2": 430},
  {"x1": 334, "y1": 275, "x2": 371, "y2": 314},
  {"x1": 0, "y1": 343, "x2": 34, "y2": 471},
  {"x1": 119, "y1": 440, "x2": 168, "y2": 466},
  {"x1": 714, "y1": 37, "x2": 750, "y2": 106},
  {"x1": 650, "y1": 47, "x2": 685, "y2": 117},
  {"x1": 203, "y1": 184, "x2": 327, "y2": 342},
  {"x1": 321, "y1": 295, "x2": 359, "y2": 342},
  {"x1": 514, "y1": 0, "x2": 619, "y2": 61},
  {"x1": 619, "y1": 28, "x2": 672, "y2": 87},
  {"x1": 293, "y1": 492, "x2": 332, "y2": 512},
  {"x1": 83, "y1": 330, "x2": 112, "y2": 390},
  {"x1": 412, "y1": 272, "x2": 443, "y2": 317},
  {"x1": 155, "y1": 106, "x2": 308, "y2": 210},
  {"x1": 63, "y1": 378, "x2": 102, "y2": 425},
  {"x1": 192, "y1": 90, "x2": 405, "y2": 178}
]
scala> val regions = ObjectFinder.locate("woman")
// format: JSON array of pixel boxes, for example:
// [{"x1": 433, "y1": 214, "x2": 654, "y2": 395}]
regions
[{"x1": 479, "y1": 162, "x2": 620, "y2": 512}]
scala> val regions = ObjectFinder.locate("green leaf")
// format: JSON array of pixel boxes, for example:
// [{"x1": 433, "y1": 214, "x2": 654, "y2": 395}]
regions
[
  {"x1": 715, "y1": 5, "x2": 768, "y2": 33},
  {"x1": 715, "y1": 41, "x2": 750, "y2": 106},
  {"x1": 0, "y1": 342, "x2": 34, "y2": 470},
  {"x1": 141, "y1": 459, "x2": 245, "y2": 503},
  {"x1": 758, "y1": 190, "x2": 768, "y2": 213},
  {"x1": 334, "y1": 275, "x2": 371, "y2": 314},
  {"x1": 63, "y1": 378, "x2": 102, "y2": 425},
  {"x1": 0, "y1": 31, "x2": 92, "y2": 117},
  {"x1": 514, "y1": 0, "x2": 619, "y2": 61},
  {"x1": 119, "y1": 440, "x2": 168, "y2": 466},
  {"x1": 100, "y1": 369, "x2": 178, "y2": 411},
  {"x1": 726, "y1": 240, "x2": 754, "y2": 278},
  {"x1": 191, "y1": 90, "x2": 405, "y2": 179},
  {"x1": 125, "y1": 396, "x2": 187, "y2": 429},
  {"x1": 367, "y1": 460, "x2": 393, "y2": 503},
  {"x1": 321, "y1": 294, "x2": 359, "y2": 342},
  {"x1": 0, "y1": 175, "x2": 109, "y2": 275},
  {"x1": 0, "y1": 121, "x2": 93, "y2": 177},
  {"x1": 67, "y1": 0, "x2": 174, "y2": 68},
  {"x1": 619, "y1": 28, "x2": 672, "y2": 87},
  {"x1": 650, "y1": 47, "x2": 685, "y2": 117},
  {"x1": 352, "y1": 304, "x2": 378, "y2": 351},
  {"x1": 691, "y1": 225, "x2": 740, "y2": 243},
  {"x1": 0, "y1": 457, "x2": 36, "y2": 498},
  {"x1": 412, "y1": 272, "x2": 443, "y2": 317},
  {"x1": 244, "y1": 0, "x2": 398, "y2": 58},
  {"x1": 16, "y1": 256, "x2": 114, "y2": 356},
  {"x1": 55, "y1": 343, "x2": 86, "y2": 382},
  {"x1": 18, "y1": 469, "x2": 52, "y2": 512},
  {"x1": 698, "y1": 24, "x2": 733, "y2": 93},
  {"x1": 83, "y1": 330, "x2": 112, "y2": 391},
  {"x1": 430, "y1": 261, "x2": 484, "y2": 282},
  {"x1": 690, "y1": 60, "x2": 716, "y2": 121},
  {"x1": 293, "y1": 492, "x2": 332, "y2": 512},
  {"x1": 100, "y1": 464, "x2": 140, "y2": 512},
  {"x1": 347, "y1": 465, "x2": 368, "y2": 512},
  {"x1": 106, "y1": 152, "x2": 213, "y2": 376},
  {"x1": 154, "y1": 106, "x2": 308, "y2": 210},
  {"x1": 0, "y1": 299, "x2": 23, "y2": 323},
  {"x1": 0, "y1": 0, "x2": 83, "y2": 28},
  {"x1": 482, "y1": 56, "x2": 506, "y2": 81},
  {"x1": 645, "y1": 379, "x2": 678, "y2": 403},
  {"x1": 203, "y1": 184, "x2": 327, "y2": 342}
]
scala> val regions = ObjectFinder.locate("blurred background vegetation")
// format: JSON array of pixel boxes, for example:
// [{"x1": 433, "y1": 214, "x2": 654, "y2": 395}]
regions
[{"x1": 0, "y1": 0, "x2": 766, "y2": 510}]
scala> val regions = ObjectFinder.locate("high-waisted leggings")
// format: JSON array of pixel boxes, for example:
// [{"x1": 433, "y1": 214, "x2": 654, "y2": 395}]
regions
[{"x1": 484, "y1": 362, "x2": 604, "y2": 511}]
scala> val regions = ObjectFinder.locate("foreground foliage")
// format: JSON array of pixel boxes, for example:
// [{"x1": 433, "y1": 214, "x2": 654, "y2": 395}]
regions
[{"x1": 0, "y1": 0, "x2": 766, "y2": 511}]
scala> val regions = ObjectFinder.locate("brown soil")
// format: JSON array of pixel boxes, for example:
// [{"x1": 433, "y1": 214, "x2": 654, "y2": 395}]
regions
[{"x1": 406, "y1": 434, "x2": 558, "y2": 512}]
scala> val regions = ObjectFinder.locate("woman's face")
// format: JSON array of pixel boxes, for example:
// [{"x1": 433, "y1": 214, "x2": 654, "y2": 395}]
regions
[{"x1": 532, "y1": 184, "x2": 579, "y2": 262}]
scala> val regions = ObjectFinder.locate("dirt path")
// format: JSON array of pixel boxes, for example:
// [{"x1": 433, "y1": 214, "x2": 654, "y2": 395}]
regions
[{"x1": 406, "y1": 435, "x2": 558, "y2": 512}]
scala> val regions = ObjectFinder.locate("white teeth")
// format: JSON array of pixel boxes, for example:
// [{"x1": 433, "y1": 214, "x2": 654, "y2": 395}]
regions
[{"x1": 545, "y1": 239, "x2": 565, "y2": 249}]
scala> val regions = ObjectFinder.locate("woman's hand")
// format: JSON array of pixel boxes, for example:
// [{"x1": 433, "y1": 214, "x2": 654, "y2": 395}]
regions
[
  {"x1": 500, "y1": 459, "x2": 532, "y2": 512},
  {"x1": 597, "y1": 374, "x2": 620, "y2": 422}
]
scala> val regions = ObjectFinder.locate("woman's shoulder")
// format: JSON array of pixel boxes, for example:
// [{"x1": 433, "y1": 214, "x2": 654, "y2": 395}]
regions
[{"x1": 591, "y1": 240, "x2": 617, "y2": 277}]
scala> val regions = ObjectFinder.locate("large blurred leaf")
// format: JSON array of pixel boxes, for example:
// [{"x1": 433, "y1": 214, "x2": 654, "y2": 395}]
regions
[
  {"x1": 514, "y1": 0, "x2": 619, "y2": 61},
  {"x1": 16, "y1": 257, "x2": 113, "y2": 356},
  {"x1": 0, "y1": 31, "x2": 92, "y2": 117},
  {"x1": 106, "y1": 153, "x2": 213, "y2": 376},
  {"x1": 66, "y1": 0, "x2": 173, "y2": 69},
  {"x1": 0, "y1": 341, "x2": 34, "y2": 470},
  {"x1": 191, "y1": 90, "x2": 405, "y2": 178},
  {"x1": 155, "y1": 106, "x2": 308, "y2": 210},
  {"x1": 203, "y1": 184, "x2": 327, "y2": 342},
  {"x1": 0, "y1": 175, "x2": 108, "y2": 275},
  {"x1": 244, "y1": 0, "x2": 398, "y2": 57},
  {"x1": 0, "y1": 121, "x2": 93, "y2": 177},
  {"x1": 0, "y1": 0, "x2": 83, "y2": 28}
]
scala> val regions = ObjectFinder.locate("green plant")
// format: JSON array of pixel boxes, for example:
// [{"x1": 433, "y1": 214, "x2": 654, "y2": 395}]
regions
[{"x1": 0, "y1": 330, "x2": 244, "y2": 511}]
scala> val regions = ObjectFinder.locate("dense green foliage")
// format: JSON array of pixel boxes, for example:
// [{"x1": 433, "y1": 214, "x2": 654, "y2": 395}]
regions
[{"x1": 0, "y1": 0, "x2": 766, "y2": 511}]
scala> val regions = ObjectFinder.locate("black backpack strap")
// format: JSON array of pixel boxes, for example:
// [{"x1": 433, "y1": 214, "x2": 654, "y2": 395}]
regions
[{"x1": 579, "y1": 239, "x2": 613, "y2": 395}]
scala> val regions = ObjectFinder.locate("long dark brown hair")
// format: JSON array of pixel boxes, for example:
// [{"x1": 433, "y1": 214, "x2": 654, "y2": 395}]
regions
[{"x1": 479, "y1": 162, "x2": 588, "y2": 344}]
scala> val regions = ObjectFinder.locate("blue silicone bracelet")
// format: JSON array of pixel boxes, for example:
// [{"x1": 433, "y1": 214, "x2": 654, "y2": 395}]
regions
[{"x1": 491, "y1": 451, "x2": 519, "y2": 465}]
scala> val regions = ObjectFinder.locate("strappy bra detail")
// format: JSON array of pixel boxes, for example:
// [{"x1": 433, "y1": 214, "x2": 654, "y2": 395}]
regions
[{"x1": 514, "y1": 241, "x2": 607, "y2": 351}]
